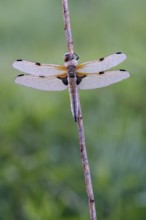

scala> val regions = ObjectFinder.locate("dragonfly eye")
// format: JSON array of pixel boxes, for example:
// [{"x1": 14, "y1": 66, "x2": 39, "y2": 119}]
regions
[{"x1": 64, "y1": 53, "x2": 71, "y2": 62}]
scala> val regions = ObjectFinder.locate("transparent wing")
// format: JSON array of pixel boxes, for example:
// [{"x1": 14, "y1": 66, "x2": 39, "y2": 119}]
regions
[
  {"x1": 13, "y1": 60, "x2": 67, "y2": 76},
  {"x1": 15, "y1": 74, "x2": 67, "y2": 91},
  {"x1": 78, "y1": 70, "x2": 130, "y2": 90},
  {"x1": 76, "y1": 52, "x2": 127, "y2": 74}
]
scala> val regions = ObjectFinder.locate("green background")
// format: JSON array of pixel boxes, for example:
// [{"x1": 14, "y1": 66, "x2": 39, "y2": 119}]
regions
[{"x1": 0, "y1": 0, "x2": 146, "y2": 219}]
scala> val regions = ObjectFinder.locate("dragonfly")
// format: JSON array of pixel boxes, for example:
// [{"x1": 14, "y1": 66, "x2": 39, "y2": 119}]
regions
[{"x1": 12, "y1": 52, "x2": 130, "y2": 122}]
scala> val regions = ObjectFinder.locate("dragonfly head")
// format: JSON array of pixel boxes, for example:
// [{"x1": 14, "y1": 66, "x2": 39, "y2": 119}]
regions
[{"x1": 64, "y1": 53, "x2": 79, "y2": 67}]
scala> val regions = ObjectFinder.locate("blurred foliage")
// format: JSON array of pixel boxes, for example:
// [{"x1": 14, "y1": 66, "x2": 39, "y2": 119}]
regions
[{"x1": 0, "y1": 0, "x2": 146, "y2": 219}]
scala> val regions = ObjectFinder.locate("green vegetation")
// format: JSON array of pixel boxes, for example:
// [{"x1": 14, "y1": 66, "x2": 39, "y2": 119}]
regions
[{"x1": 0, "y1": 0, "x2": 146, "y2": 219}]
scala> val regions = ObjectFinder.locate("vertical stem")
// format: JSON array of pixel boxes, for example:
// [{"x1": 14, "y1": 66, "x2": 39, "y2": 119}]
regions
[
  {"x1": 62, "y1": 0, "x2": 74, "y2": 54},
  {"x1": 62, "y1": 1, "x2": 97, "y2": 220},
  {"x1": 77, "y1": 101, "x2": 97, "y2": 220}
]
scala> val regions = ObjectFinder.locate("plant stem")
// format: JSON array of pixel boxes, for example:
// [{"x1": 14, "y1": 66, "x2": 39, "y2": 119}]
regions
[
  {"x1": 62, "y1": 1, "x2": 97, "y2": 219},
  {"x1": 62, "y1": 0, "x2": 74, "y2": 55}
]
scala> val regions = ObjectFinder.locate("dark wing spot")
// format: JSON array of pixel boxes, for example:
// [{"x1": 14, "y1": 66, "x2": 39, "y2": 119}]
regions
[
  {"x1": 99, "y1": 57, "x2": 104, "y2": 61},
  {"x1": 62, "y1": 78, "x2": 68, "y2": 85},
  {"x1": 57, "y1": 77, "x2": 68, "y2": 86},
  {"x1": 16, "y1": 59, "x2": 23, "y2": 62},
  {"x1": 18, "y1": 74, "x2": 24, "y2": 77},
  {"x1": 99, "y1": 71, "x2": 104, "y2": 75},
  {"x1": 39, "y1": 75, "x2": 45, "y2": 78},
  {"x1": 35, "y1": 62, "x2": 41, "y2": 66},
  {"x1": 116, "y1": 52, "x2": 122, "y2": 54},
  {"x1": 76, "y1": 77, "x2": 82, "y2": 85},
  {"x1": 120, "y1": 69, "x2": 126, "y2": 72},
  {"x1": 76, "y1": 75, "x2": 86, "y2": 85}
]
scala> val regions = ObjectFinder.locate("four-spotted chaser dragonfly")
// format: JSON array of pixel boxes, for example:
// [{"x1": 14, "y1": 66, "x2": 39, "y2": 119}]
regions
[{"x1": 12, "y1": 52, "x2": 130, "y2": 121}]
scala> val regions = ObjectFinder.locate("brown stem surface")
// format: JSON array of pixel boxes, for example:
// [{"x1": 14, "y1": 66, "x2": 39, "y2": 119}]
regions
[{"x1": 62, "y1": 1, "x2": 97, "y2": 220}]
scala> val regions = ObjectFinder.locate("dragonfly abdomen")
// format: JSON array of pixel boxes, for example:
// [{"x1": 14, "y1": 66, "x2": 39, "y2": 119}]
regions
[{"x1": 67, "y1": 66, "x2": 79, "y2": 122}]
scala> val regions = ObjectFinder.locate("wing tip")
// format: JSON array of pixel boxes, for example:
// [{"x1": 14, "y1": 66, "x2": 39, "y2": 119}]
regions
[
  {"x1": 119, "y1": 69, "x2": 130, "y2": 79},
  {"x1": 14, "y1": 73, "x2": 25, "y2": 83},
  {"x1": 12, "y1": 59, "x2": 23, "y2": 69},
  {"x1": 116, "y1": 51, "x2": 127, "y2": 60}
]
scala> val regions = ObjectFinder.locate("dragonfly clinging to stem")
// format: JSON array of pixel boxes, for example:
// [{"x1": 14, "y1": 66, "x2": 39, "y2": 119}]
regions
[{"x1": 12, "y1": 52, "x2": 130, "y2": 122}]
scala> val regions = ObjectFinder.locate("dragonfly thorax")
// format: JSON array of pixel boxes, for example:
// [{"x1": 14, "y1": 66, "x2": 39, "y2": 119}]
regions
[{"x1": 67, "y1": 65, "x2": 76, "y2": 77}]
